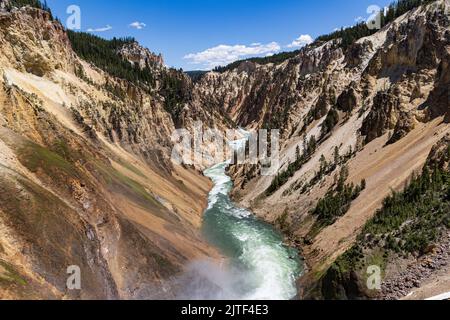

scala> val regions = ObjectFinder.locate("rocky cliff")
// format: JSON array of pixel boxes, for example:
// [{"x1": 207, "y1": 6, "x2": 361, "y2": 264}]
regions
[
  {"x1": 0, "y1": 0, "x2": 448, "y2": 301},
  {"x1": 0, "y1": 4, "x2": 225, "y2": 299},
  {"x1": 118, "y1": 41, "x2": 165, "y2": 71},
  {"x1": 194, "y1": 0, "x2": 449, "y2": 299}
]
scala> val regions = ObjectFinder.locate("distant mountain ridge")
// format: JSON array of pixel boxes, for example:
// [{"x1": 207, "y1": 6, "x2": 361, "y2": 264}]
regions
[{"x1": 212, "y1": 0, "x2": 436, "y2": 73}]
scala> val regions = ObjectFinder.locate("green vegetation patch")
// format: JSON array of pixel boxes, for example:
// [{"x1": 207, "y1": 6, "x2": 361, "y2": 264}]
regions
[
  {"x1": 309, "y1": 167, "x2": 366, "y2": 237},
  {"x1": 266, "y1": 136, "x2": 317, "y2": 195},
  {"x1": 362, "y1": 167, "x2": 450, "y2": 254},
  {"x1": 0, "y1": 260, "x2": 27, "y2": 286},
  {"x1": 18, "y1": 141, "x2": 79, "y2": 179},
  {"x1": 67, "y1": 31, "x2": 156, "y2": 88},
  {"x1": 159, "y1": 70, "x2": 192, "y2": 126},
  {"x1": 322, "y1": 163, "x2": 450, "y2": 299},
  {"x1": 94, "y1": 161, "x2": 160, "y2": 207},
  {"x1": 321, "y1": 109, "x2": 339, "y2": 138},
  {"x1": 116, "y1": 159, "x2": 146, "y2": 179},
  {"x1": 7, "y1": 0, "x2": 53, "y2": 15}
]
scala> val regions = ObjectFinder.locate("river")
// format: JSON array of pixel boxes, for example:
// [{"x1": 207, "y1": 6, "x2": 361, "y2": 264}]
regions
[{"x1": 200, "y1": 159, "x2": 302, "y2": 300}]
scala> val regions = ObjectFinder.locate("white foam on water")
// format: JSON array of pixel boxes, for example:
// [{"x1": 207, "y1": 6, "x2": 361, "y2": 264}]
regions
[
  {"x1": 203, "y1": 153, "x2": 301, "y2": 300},
  {"x1": 205, "y1": 162, "x2": 232, "y2": 209},
  {"x1": 230, "y1": 221, "x2": 299, "y2": 300}
]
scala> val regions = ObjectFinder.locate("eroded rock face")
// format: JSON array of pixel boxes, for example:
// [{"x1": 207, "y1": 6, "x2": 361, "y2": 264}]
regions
[
  {"x1": 194, "y1": 1, "x2": 448, "y2": 144},
  {"x1": 194, "y1": 0, "x2": 449, "y2": 301},
  {"x1": 191, "y1": 40, "x2": 347, "y2": 136},
  {"x1": 427, "y1": 45, "x2": 450, "y2": 121},
  {"x1": 117, "y1": 41, "x2": 164, "y2": 71},
  {"x1": 361, "y1": 92, "x2": 401, "y2": 144},
  {"x1": 336, "y1": 87, "x2": 360, "y2": 113},
  {"x1": 387, "y1": 111, "x2": 416, "y2": 145},
  {"x1": 23, "y1": 52, "x2": 52, "y2": 76},
  {"x1": 0, "y1": 0, "x2": 10, "y2": 11},
  {"x1": 0, "y1": 5, "x2": 221, "y2": 300},
  {"x1": 426, "y1": 134, "x2": 450, "y2": 170},
  {"x1": 0, "y1": 7, "x2": 74, "y2": 72}
]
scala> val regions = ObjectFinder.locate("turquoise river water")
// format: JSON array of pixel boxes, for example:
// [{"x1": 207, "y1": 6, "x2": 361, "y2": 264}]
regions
[{"x1": 200, "y1": 160, "x2": 303, "y2": 300}]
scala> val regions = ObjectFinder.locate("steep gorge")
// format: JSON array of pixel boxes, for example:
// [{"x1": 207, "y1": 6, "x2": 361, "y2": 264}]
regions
[
  {"x1": 0, "y1": 3, "x2": 229, "y2": 299},
  {"x1": 192, "y1": 0, "x2": 449, "y2": 300},
  {"x1": 0, "y1": 0, "x2": 449, "y2": 300}
]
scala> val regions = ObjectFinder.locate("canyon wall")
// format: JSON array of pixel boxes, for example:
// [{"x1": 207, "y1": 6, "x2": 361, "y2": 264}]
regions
[
  {"x1": 194, "y1": 0, "x2": 449, "y2": 299},
  {"x1": 0, "y1": 4, "x2": 227, "y2": 299},
  {"x1": 0, "y1": 0, "x2": 448, "y2": 300}
]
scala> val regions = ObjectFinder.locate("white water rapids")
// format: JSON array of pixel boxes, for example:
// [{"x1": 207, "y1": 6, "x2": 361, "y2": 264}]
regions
[{"x1": 175, "y1": 132, "x2": 302, "y2": 300}]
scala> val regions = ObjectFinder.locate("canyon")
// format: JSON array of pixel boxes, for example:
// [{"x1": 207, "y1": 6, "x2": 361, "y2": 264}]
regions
[
  {"x1": 193, "y1": 0, "x2": 450, "y2": 299},
  {"x1": 0, "y1": 0, "x2": 449, "y2": 300},
  {"x1": 0, "y1": 2, "x2": 226, "y2": 299}
]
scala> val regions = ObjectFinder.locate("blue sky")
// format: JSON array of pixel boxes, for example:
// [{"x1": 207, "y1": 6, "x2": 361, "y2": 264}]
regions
[{"x1": 46, "y1": 0, "x2": 392, "y2": 71}]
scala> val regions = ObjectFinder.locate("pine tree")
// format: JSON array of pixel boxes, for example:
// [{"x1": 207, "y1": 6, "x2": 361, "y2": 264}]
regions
[
  {"x1": 334, "y1": 146, "x2": 340, "y2": 166},
  {"x1": 319, "y1": 155, "x2": 327, "y2": 176}
]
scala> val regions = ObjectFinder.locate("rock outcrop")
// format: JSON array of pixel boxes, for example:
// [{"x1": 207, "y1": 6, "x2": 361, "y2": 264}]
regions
[
  {"x1": 117, "y1": 41, "x2": 164, "y2": 70},
  {"x1": 0, "y1": 4, "x2": 222, "y2": 299},
  {"x1": 360, "y1": 92, "x2": 401, "y2": 144}
]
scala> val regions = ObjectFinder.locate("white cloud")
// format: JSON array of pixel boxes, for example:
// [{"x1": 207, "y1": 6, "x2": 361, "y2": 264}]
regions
[
  {"x1": 354, "y1": 16, "x2": 365, "y2": 23},
  {"x1": 287, "y1": 34, "x2": 313, "y2": 48},
  {"x1": 129, "y1": 21, "x2": 146, "y2": 30},
  {"x1": 333, "y1": 26, "x2": 349, "y2": 32},
  {"x1": 183, "y1": 42, "x2": 281, "y2": 69},
  {"x1": 87, "y1": 25, "x2": 112, "y2": 32}
]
